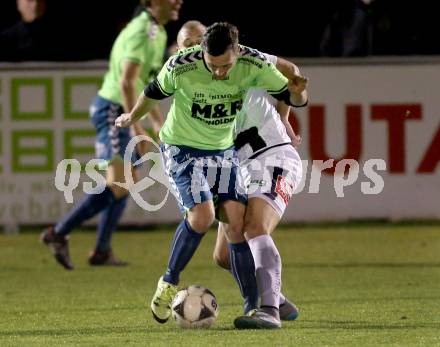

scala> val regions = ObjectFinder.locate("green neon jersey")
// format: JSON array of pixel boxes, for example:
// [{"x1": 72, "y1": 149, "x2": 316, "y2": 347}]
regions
[
  {"x1": 99, "y1": 11, "x2": 167, "y2": 106},
  {"x1": 152, "y1": 45, "x2": 289, "y2": 150}
]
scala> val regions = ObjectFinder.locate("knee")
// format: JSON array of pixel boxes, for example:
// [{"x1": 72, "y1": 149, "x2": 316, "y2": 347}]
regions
[
  {"x1": 228, "y1": 217, "x2": 244, "y2": 235},
  {"x1": 187, "y1": 206, "x2": 215, "y2": 232},
  {"x1": 190, "y1": 217, "x2": 214, "y2": 233},
  {"x1": 223, "y1": 221, "x2": 245, "y2": 243},
  {"x1": 243, "y1": 219, "x2": 268, "y2": 239}
]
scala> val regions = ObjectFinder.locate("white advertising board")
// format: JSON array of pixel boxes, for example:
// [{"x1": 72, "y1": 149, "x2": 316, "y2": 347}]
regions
[{"x1": 0, "y1": 60, "x2": 438, "y2": 227}]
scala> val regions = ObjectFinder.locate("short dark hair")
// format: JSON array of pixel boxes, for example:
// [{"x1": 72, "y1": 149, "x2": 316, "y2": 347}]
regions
[{"x1": 201, "y1": 22, "x2": 239, "y2": 56}]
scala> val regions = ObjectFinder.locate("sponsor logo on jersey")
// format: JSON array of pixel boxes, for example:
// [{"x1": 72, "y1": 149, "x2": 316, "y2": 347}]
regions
[
  {"x1": 249, "y1": 179, "x2": 265, "y2": 187},
  {"x1": 191, "y1": 100, "x2": 243, "y2": 125},
  {"x1": 174, "y1": 63, "x2": 197, "y2": 76},
  {"x1": 275, "y1": 175, "x2": 294, "y2": 204}
]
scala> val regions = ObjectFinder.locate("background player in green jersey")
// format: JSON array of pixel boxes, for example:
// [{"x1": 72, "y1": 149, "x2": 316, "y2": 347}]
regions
[
  {"x1": 115, "y1": 22, "x2": 307, "y2": 327},
  {"x1": 41, "y1": 0, "x2": 183, "y2": 270}
]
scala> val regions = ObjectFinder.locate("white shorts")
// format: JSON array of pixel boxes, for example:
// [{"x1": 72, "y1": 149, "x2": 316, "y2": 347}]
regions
[{"x1": 241, "y1": 145, "x2": 302, "y2": 217}]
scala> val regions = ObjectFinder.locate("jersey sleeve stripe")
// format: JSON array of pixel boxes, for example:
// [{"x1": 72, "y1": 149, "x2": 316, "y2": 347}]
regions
[
  {"x1": 266, "y1": 84, "x2": 288, "y2": 94},
  {"x1": 144, "y1": 79, "x2": 173, "y2": 100},
  {"x1": 156, "y1": 79, "x2": 173, "y2": 96},
  {"x1": 239, "y1": 45, "x2": 268, "y2": 62}
]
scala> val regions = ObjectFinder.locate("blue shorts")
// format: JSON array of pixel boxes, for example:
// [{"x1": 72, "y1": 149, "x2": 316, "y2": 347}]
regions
[
  {"x1": 90, "y1": 95, "x2": 138, "y2": 164},
  {"x1": 160, "y1": 143, "x2": 247, "y2": 215}
]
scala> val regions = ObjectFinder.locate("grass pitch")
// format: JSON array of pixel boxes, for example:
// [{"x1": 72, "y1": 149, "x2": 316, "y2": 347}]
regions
[{"x1": 1, "y1": 223, "x2": 439, "y2": 346}]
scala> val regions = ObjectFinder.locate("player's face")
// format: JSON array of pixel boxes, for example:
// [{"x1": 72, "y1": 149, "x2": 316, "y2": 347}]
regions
[
  {"x1": 158, "y1": 0, "x2": 183, "y2": 23},
  {"x1": 17, "y1": 0, "x2": 46, "y2": 23},
  {"x1": 204, "y1": 48, "x2": 238, "y2": 80},
  {"x1": 177, "y1": 26, "x2": 206, "y2": 50}
]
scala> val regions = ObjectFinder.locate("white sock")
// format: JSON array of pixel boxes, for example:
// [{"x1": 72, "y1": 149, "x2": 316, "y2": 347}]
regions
[
  {"x1": 248, "y1": 234, "x2": 281, "y2": 308},
  {"x1": 279, "y1": 293, "x2": 286, "y2": 305}
]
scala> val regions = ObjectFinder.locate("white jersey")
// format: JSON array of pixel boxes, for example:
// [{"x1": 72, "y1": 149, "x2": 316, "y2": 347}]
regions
[{"x1": 234, "y1": 54, "x2": 295, "y2": 162}]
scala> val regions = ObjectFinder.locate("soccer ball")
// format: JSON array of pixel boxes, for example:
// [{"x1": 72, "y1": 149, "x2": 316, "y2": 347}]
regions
[{"x1": 171, "y1": 285, "x2": 219, "y2": 328}]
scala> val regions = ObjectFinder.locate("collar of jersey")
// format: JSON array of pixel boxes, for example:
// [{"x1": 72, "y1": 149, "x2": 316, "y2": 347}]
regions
[{"x1": 145, "y1": 9, "x2": 159, "y2": 25}]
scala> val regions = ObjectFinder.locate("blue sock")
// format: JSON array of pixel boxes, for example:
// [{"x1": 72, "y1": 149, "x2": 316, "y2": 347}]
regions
[
  {"x1": 95, "y1": 196, "x2": 128, "y2": 253},
  {"x1": 55, "y1": 186, "x2": 116, "y2": 236},
  {"x1": 228, "y1": 241, "x2": 259, "y2": 314},
  {"x1": 163, "y1": 219, "x2": 204, "y2": 285}
]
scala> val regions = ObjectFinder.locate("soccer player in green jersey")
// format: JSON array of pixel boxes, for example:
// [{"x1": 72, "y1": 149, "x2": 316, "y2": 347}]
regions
[
  {"x1": 177, "y1": 21, "x2": 305, "y2": 329},
  {"x1": 41, "y1": 0, "x2": 183, "y2": 270},
  {"x1": 115, "y1": 22, "x2": 307, "y2": 327}
]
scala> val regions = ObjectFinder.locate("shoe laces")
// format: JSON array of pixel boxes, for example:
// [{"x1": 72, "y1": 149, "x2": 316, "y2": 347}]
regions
[
  {"x1": 247, "y1": 309, "x2": 258, "y2": 317},
  {"x1": 158, "y1": 281, "x2": 178, "y2": 304}
]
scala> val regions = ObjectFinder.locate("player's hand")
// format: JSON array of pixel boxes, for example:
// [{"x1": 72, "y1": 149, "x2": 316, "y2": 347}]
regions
[
  {"x1": 288, "y1": 74, "x2": 308, "y2": 95},
  {"x1": 292, "y1": 134, "x2": 302, "y2": 148},
  {"x1": 115, "y1": 113, "x2": 133, "y2": 128}
]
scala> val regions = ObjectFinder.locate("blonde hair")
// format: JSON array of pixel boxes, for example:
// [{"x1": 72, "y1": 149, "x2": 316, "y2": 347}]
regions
[{"x1": 177, "y1": 20, "x2": 206, "y2": 49}]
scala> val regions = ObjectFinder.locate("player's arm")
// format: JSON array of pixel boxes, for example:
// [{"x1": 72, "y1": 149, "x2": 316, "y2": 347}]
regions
[
  {"x1": 148, "y1": 105, "x2": 164, "y2": 136},
  {"x1": 131, "y1": 105, "x2": 165, "y2": 155},
  {"x1": 120, "y1": 60, "x2": 150, "y2": 152},
  {"x1": 275, "y1": 57, "x2": 308, "y2": 107},
  {"x1": 120, "y1": 60, "x2": 164, "y2": 154},
  {"x1": 120, "y1": 60, "x2": 141, "y2": 113},
  {"x1": 116, "y1": 59, "x2": 175, "y2": 128},
  {"x1": 277, "y1": 102, "x2": 302, "y2": 148},
  {"x1": 260, "y1": 52, "x2": 303, "y2": 147},
  {"x1": 256, "y1": 51, "x2": 308, "y2": 108},
  {"x1": 115, "y1": 90, "x2": 159, "y2": 128}
]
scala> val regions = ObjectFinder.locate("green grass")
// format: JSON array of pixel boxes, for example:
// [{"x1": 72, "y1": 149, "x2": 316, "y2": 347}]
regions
[{"x1": 1, "y1": 224, "x2": 440, "y2": 346}]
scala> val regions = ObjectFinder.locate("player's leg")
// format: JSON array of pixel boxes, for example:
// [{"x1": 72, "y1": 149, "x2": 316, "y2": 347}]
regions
[
  {"x1": 214, "y1": 221, "x2": 258, "y2": 314},
  {"x1": 164, "y1": 200, "x2": 215, "y2": 285},
  {"x1": 151, "y1": 200, "x2": 215, "y2": 323},
  {"x1": 246, "y1": 197, "x2": 283, "y2": 317},
  {"x1": 41, "y1": 96, "x2": 128, "y2": 269},
  {"x1": 235, "y1": 148, "x2": 302, "y2": 329},
  {"x1": 41, "y1": 181, "x2": 120, "y2": 270},
  {"x1": 213, "y1": 222, "x2": 230, "y2": 269},
  {"x1": 88, "y1": 158, "x2": 136, "y2": 266},
  {"x1": 151, "y1": 144, "x2": 215, "y2": 323},
  {"x1": 233, "y1": 196, "x2": 283, "y2": 329},
  {"x1": 211, "y1": 148, "x2": 260, "y2": 315},
  {"x1": 152, "y1": 202, "x2": 215, "y2": 321},
  {"x1": 214, "y1": 222, "x2": 298, "y2": 320},
  {"x1": 217, "y1": 200, "x2": 259, "y2": 315}
]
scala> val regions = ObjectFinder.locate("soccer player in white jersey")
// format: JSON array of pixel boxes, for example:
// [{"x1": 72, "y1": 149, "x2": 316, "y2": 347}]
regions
[
  {"x1": 177, "y1": 22, "x2": 307, "y2": 328},
  {"x1": 217, "y1": 66, "x2": 306, "y2": 328}
]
